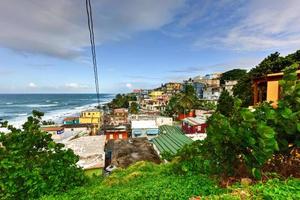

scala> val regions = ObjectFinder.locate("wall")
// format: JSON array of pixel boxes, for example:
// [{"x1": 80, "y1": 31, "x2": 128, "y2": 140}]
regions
[{"x1": 267, "y1": 80, "x2": 279, "y2": 106}]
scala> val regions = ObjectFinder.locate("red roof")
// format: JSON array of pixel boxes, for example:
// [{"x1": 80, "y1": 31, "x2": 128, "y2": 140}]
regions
[{"x1": 64, "y1": 117, "x2": 79, "y2": 121}]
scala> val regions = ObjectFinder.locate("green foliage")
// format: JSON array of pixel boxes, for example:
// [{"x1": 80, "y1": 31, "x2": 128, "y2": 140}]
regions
[
  {"x1": 0, "y1": 111, "x2": 86, "y2": 200},
  {"x1": 206, "y1": 178, "x2": 300, "y2": 199},
  {"x1": 42, "y1": 161, "x2": 226, "y2": 200},
  {"x1": 108, "y1": 93, "x2": 137, "y2": 109},
  {"x1": 233, "y1": 74, "x2": 252, "y2": 106},
  {"x1": 216, "y1": 90, "x2": 235, "y2": 117},
  {"x1": 233, "y1": 50, "x2": 300, "y2": 106},
  {"x1": 42, "y1": 162, "x2": 300, "y2": 200},
  {"x1": 164, "y1": 85, "x2": 213, "y2": 117},
  {"x1": 41, "y1": 120, "x2": 55, "y2": 125},
  {"x1": 176, "y1": 65, "x2": 300, "y2": 178},
  {"x1": 129, "y1": 101, "x2": 139, "y2": 114},
  {"x1": 220, "y1": 69, "x2": 247, "y2": 85}
]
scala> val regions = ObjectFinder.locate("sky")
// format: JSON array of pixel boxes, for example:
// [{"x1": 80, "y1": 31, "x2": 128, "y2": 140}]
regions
[{"x1": 0, "y1": 0, "x2": 300, "y2": 93}]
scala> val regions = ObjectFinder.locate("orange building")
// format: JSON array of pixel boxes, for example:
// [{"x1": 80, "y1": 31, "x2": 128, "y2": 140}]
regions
[
  {"x1": 253, "y1": 70, "x2": 300, "y2": 106},
  {"x1": 104, "y1": 125, "x2": 128, "y2": 141}
]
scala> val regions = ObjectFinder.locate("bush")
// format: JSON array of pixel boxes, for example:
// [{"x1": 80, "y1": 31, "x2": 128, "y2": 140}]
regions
[
  {"x1": 0, "y1": 110, "x2": 86, "y2": 199},
  {"x1": 176, "y1": 64, "x2": 300, "y2": 179}
]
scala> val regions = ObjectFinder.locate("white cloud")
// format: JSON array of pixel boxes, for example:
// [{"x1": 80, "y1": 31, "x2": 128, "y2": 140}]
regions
[
  {"x1": 0, "y1": 0, "x2": 185, "y2": 59},
  {"x1": 194, "y1": 0, "x2": 300, "y2": 52},
  {"x1": 125, "y1": 83, "x2": 133, "y2": 88},
  {"x1": 65, "y1": 83, "x2": 89, "y2": 89},
  {"x1": 28, "y1": 82, "x2": 37, "y2": 88}
]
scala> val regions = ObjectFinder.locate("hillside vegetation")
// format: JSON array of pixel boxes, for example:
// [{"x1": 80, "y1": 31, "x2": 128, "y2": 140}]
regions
[{"x1": 42, "y1": 161, "x2": 300, "y2": 200}]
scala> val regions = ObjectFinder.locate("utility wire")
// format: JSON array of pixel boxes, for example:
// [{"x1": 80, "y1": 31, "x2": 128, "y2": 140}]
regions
[{"x1": 85, "y1": 0, "x2": 101, "y2": 133}]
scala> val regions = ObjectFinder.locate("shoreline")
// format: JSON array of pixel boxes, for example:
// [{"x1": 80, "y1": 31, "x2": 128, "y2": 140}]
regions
[{"x1": 3, "y1": 100, "x2": 111, "y2": 129}]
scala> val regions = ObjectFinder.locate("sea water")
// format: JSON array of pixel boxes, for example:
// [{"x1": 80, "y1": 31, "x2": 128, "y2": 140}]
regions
[{"x1": 0, "y1": 93, "x2": 114, "y2": 128}]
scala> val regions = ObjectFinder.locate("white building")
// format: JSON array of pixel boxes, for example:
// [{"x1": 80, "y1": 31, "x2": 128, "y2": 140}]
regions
[
  {"x1": 224, "y1": 80, "x2": 238, "y2": 95},
  {"x1": 155, "y1": 116, "x2": 173, "y2": 126},
  {"x1": 131, "y1": 120, "x2": 159, "y2": 139}
]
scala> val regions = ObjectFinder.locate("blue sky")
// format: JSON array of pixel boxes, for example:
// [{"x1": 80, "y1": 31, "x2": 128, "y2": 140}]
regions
[{"x1": 0, "y1": 0, "x2": 300, "y2": 93}]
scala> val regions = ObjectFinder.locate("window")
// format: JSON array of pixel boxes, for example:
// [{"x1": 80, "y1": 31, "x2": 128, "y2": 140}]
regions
[
  {"x1": 110, "y1": 134, "x2": 114, "y2": 139},
  {"x1": 119, "y1": 134, "x2": 123, "y2": 139}
]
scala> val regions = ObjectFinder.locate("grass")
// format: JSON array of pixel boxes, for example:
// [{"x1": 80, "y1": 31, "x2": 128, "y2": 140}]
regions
[
  {"x1": 84, "y1": 168, "x2": 102, "y2": 177},
  {"x1": 42, "y1": 161, "x2": 300, "y2": 200}
]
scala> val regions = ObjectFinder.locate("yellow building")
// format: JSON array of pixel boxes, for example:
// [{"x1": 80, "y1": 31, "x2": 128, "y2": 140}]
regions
[
  {"x1": 149, "y1": 90, "x2": 163, "y2": 100},
  {"x1": 79, "y1": 109, "x2": 103, "y2": 134},
  {"x1": 253, "y1": 70, "x2": 300, "y2": 107}
]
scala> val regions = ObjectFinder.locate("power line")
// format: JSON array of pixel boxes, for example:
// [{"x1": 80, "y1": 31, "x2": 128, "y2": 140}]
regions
[{"x1": 85, "y1": 0, "x2": 101, "y2": 133}]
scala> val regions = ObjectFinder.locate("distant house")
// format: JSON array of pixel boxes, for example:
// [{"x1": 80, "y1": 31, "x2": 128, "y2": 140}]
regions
[
  {"x1": 41, "y1": 126, "x2": 64, "y2": 135},
  {"x1": 155, "y1": 116, "x2": 173, "y2": 126},
  {"x1": 152, "y1": 125, "x2": 193, "y2": 156},
  {"x1": 111, "y1": 108, "x2": 128, "y2": 125},
  {"x1": 79, "y1": 109, "x2": 103, "y2": 134},
  {"x1": 65, "y1": 136, "x2": 106, "y2": 174},
  {"x1": 182, "y1": 117, "x2": 207, "y2": 135},
  {"x1": 224, "y1": 80, "x2": 238, "y2": 95},
  {"x1": 62, "y1": 123, "x2": 94, "y2": 135},
  {"x1": 104, "y1": 125, "x2": 129, "y2": 141},
  {"x1": 131, "y1": 120, "x2": 159, "y2": 139},
  {"x1": 253, "y1": 70, "x2": 300, "y2": 107},
  {"x1": 149, "y1": 90, "x2": 164, "y2": 100},
  {"x1": 63, "y1": 117, "x2": 79, "y2": 125}
]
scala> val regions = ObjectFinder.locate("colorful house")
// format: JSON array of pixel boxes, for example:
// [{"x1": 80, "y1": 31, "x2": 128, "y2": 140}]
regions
[
  {"x1": 79, "y1": 109, "x2": 103, "y2": 134},
  {"x1": 253, "y1": 70, "x2": 300, "y2": 107},
  {"x1": 63, "y1": 117, "x2": 79, "y2": 125},
  {"x1": 104, "y1": 125, "x2": 129, "y2": 141},
  {"x1": 182, "y1": 117, "x2": 207, "y2": 134},
  {"x1": 149, "y1": 90, "x2": 164, "y2": 100}
]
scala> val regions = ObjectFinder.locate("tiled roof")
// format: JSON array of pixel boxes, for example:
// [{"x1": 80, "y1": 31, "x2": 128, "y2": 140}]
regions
[
  {"x1": 152, "y1": 125, "x2": 193, "y2": 155},
  {"x1": 41, "y1": 126, "x2": 63, "y2": 131},
  {"x1": 64, "y1": 117, "x2": 79, "y2": 121}
]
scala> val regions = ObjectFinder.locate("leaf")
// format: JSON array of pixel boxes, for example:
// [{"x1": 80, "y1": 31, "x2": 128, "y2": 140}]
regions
[
  {"x1": 252, "y1": 168, "x2": 262, "y2": 179},
  {"x1": 281, "y1": 108, "x2": 292, "y2": 119},
  {"x1": 241, "y1": 109, "x2": 255, "y2": 121},
  {"x1": 297, "y1": 123, "x2": 300, "y2": 132},
  {"x1": 257, "y1": 123, "x2": 275, "y2": 139}
]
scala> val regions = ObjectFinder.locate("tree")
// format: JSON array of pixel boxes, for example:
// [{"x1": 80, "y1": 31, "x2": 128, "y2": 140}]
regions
[
  {"x1": 220, "y1": 69, "x2": 247, "y2": 85},
  {"x1": 129, "y1": 102, "x2": 139, "y2": 114},
  {"x1": 109, "y1": 93, "x2": 137, "y2": 109},
  {"x1": 0, "y1": 110, "x2": 86, "y2": 199},
  {"x1": 233, "y1": 50, "x2": 300, "y2": 107},
  {"x1": 216, "y1": 90, "x2": 235, "y2": 117},
  {"x1": 165, "y1": 85, "x2": 198, "y2": 117}
]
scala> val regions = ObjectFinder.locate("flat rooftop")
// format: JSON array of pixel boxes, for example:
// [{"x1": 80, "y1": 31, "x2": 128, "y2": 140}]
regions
[
  {"x1": 131, "y1": 120, "x2": 158, "y2": 129},
  {"x1": 182, "y1": 117, "x2": 206, "y2": 126},
  {"x1": 65, "y1": 136, "x2": 106, "y2": 170}
]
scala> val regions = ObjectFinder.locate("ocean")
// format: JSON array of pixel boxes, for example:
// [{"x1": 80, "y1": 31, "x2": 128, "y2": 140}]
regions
[{"x1": 0, "y1": 94, "x2": 114, "y2": 128}]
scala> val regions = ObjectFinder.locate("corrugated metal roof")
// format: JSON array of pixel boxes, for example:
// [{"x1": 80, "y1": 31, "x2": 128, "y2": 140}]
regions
[{"x1": 152, "y1": 125, "x2": 193, "y2": 155}]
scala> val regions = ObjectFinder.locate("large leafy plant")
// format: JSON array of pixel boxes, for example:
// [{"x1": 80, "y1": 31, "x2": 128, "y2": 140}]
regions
[
  {"x1": 175, "y1": 64, "x2": 299, "y2": 178},
  {"x1": 0, "y1": 110, "x2": 86, "y2": 200}
]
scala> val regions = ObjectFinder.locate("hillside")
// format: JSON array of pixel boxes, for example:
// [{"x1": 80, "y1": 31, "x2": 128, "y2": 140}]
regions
[{"x1": 42, "y1": 162, "x2": 300, "y2": 200}]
